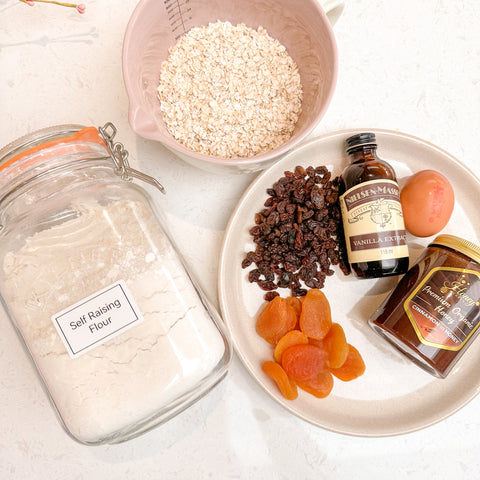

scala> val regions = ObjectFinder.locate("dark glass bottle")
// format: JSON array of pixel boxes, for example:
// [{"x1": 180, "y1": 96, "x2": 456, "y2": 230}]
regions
[{"x1": 339, "y1": 132, "x2": 409, "y2": 278}]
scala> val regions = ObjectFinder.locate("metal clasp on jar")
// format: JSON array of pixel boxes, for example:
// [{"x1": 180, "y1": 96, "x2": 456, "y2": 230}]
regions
[{"x1": 99, "y1": 122, "x2": 166, "y2": 194}]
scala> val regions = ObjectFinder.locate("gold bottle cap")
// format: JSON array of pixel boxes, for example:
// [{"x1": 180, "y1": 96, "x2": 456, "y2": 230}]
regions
[{"x1": 430, "y1": 234, "x2": 480, "y2": 265}]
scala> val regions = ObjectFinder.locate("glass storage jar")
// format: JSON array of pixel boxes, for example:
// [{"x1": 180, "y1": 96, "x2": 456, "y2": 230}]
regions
[{"x1": 0, "y1": 123, "x2": 231, "y2": 445}]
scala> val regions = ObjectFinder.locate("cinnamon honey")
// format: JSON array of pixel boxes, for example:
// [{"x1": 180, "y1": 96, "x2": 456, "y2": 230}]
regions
[{"x1": 369, "y1": 235, "x2": 480, "y2": 378}]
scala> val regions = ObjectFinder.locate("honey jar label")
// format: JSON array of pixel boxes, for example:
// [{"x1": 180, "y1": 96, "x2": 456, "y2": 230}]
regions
[
  {"x1": 339, "y1": 179, "x2": 408, "y2": 263},
  {"x1": 404, "y1": 267, "x2": 480, "y2": 351},
  {"x1": 51, "y1": 280, "x2": 144, "y2": 359}
]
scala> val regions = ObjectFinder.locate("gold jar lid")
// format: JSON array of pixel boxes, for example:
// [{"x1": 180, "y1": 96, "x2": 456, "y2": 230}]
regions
[{"x1": 430, "y1": 234, "x2": 480, "y2": 264}]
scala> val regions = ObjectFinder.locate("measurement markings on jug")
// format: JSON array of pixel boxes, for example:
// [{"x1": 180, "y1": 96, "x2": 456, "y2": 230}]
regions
[{"x1": 164, "y1": 0, "x2": 193, "y2": 39}]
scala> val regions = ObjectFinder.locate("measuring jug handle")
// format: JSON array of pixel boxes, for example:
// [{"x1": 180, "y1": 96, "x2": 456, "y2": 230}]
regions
[{"x1": 317, "y1": 0, "x2": 344, "y2": 25}]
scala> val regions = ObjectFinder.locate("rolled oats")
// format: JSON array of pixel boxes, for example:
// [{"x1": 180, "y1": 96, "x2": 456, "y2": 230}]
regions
[{"x1": 157, "y1": 21, "x2": 303, "y2": 158}]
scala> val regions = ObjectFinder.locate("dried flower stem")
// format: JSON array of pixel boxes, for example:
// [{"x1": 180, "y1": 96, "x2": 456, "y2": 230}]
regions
[{"x1": 19, "y1": 0, "x2": 86, "y2": 13}]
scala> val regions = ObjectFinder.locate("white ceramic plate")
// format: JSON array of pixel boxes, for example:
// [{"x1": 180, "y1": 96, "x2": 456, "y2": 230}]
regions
[{"x1": 218, "y1": 129, "x2": 480, "y2": 437}]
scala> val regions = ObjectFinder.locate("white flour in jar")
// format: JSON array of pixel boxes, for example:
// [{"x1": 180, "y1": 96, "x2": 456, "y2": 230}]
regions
[{"x1": 1, "y1": 197, "x2": 226, "y2": 444}]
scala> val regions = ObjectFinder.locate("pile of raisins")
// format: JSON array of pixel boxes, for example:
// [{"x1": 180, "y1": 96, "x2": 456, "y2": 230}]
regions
[{"x1": 242, "y1": 165, "x2": 350, "y2": 300}]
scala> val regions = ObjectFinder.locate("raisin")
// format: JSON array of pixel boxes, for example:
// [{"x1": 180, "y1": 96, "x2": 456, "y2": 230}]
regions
[
  {"x1": 293, "y1": 288, "x2": 308, "y2": 297},
  {"x1": 241, "y1": 258, "x2": 251, "y2": 268},
  {"x1": 305, "y1": 277, "x2": 320, "y2": 288},
  {"x1": 258, "y1": 280, "x2": 278, "y2": 291},
  {"x1": 294, "y1": 165, "x2": 307, "y2": 176},
  {"x1": 277, "y1": 271, "x2": 292, "y2": 288},
  {"x1": 242, "y1": 165, "x2": 350, "y2": 296},
  {"x1": 249, "y1": 225, "x2": 261, "y2": 236},
  {"x1": 255, "y1": 213, "x2": 265, "y2": 224},
  {"x1": 310, "y1": 184, "x2": 325, "y2": 209},
  {"x1": 248, "y1": 269, "x2": 261, "y2": 282},
  {"x1": 264, "y1": 291, "x2": 279, "y2": 301}
]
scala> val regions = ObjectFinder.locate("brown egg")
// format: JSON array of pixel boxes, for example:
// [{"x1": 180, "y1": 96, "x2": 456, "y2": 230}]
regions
[{"x1": 400, "y1": 170, "x2": 455, "y2": 237}]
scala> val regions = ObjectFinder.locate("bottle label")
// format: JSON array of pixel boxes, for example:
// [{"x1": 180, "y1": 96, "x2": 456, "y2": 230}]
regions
[
  {"x1": 339, "y1": 179, "x2": 408, "y2": 263},
  {"x1": 404, "y1": 267, "x2": 480, "y2": 350},
  {"x1": 51, "y1": 280, "x2": 144, "y2": 359}
]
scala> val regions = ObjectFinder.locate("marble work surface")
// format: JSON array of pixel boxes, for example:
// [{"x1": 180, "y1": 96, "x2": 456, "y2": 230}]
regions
[{"x1": 0, "y1": 0, "x2": 479, "y2": 478}]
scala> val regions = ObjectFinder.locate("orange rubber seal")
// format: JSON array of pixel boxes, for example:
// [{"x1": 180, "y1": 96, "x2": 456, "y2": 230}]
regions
[{"x1": 0, "y1": 127, "x2": 107, "y2": 174}]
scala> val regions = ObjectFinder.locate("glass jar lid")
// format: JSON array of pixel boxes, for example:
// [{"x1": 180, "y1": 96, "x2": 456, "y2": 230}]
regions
[
  {"x1": 431, "y1": 234, "x2": 480, "y2": 265},
  {"x1": 0, "y1": 123, "x2": 165, "y2": 194}
]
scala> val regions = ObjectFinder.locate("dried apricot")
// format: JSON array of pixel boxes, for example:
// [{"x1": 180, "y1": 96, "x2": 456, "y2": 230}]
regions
[
  {"x1": 308, "y1": 337, "x2": 324, "y2": 349},
  {"x1": 299, "y1": 289, "x2": 332, "y2": 340},
  {"x1": 330, "y1": 344, "x2": 366, "y2": 381},
  {"x1": 255, "y1": 291, "x2": 365, "y2": 402},
  {"x1": 281, "y1": 344, "x2": 327, "y2": 381},
  {"x1": 256, "y1": 296, "x2": 297, "y2": 345},
  {"x1": 286, "y1": 296, "x2": 302, "y2": 328},
  {"x1": 323, "y1": 323, "x2": 348, "y2": 369},
  {"x1": 262, "y1": 361, "x2": 298, "y2": 400},
  {"x1": 297, "y1": 370, "x2": 334, "y2": 398},
  {"x1": 273, "y1": 330, "x2": 309, "y2": 363}
]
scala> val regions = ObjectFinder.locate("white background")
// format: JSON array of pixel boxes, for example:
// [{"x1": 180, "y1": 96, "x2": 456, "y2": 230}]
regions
[{"x1": 1, "y1": 0, "x2": 479, "y2": 478}]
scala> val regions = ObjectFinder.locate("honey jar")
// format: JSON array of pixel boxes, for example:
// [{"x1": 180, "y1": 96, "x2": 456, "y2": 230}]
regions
[{"x1": 369, "y1": 235, "x2": 480, "y2": 378}]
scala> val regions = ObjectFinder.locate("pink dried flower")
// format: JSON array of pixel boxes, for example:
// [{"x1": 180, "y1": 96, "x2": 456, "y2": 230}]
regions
[{"x1": 76, "y1": 3, "x2": 85, "y2": 14}]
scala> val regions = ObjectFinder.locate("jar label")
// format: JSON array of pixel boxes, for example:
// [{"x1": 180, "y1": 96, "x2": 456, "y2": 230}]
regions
[
  {"x1": 339, "y1": 179, "x2": 408, "y2": 263},
  {"x1": 51, "y1": 280, "x2": 144, "y2": 359},
  {"x1": 404, "y1": 267, "x2": 480, "y2": 351}
]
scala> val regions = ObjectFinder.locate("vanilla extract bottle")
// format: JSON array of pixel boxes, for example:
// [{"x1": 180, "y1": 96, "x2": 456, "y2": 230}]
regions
[{"x1": 339, "y1": 133, "x2": 409, "y2": 278}]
